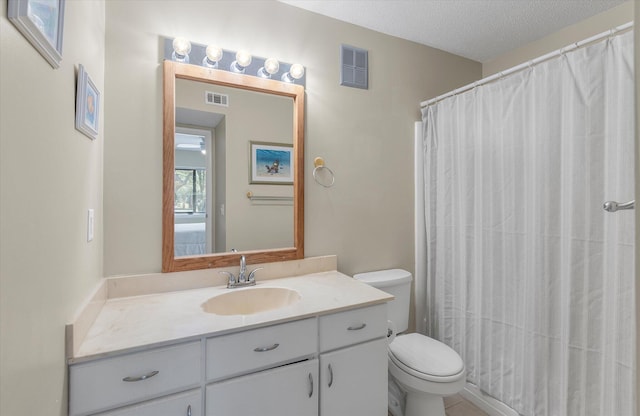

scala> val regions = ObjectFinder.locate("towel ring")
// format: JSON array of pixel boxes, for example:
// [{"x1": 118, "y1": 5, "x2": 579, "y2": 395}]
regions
[{"x1": 313, "y1": 157, "x2": 335, "y2": 188}]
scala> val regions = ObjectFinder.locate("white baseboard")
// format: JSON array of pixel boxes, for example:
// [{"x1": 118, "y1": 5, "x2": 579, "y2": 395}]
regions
[{"x1": 460, "y1": 383, "x2": 519, "y2": 416}]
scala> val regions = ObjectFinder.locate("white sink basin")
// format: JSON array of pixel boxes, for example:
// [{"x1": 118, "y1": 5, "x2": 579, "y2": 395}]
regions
[{"x1": 201, "y1": 287, "x2": 301, "y2": 316}]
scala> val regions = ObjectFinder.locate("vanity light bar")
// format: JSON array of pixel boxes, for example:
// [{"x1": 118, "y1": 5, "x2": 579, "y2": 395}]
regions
[{"x1": 162, "y1": 37, "x2": 306, "y2": 87}]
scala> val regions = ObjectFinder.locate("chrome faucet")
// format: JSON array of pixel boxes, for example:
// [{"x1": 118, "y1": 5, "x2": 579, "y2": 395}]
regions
[
  {"x1": 220, "y1": 249, "x2": 262, "y2": 288},
  {"x1": 238, "y1": 252, "x2": 247, "y2": 283}
]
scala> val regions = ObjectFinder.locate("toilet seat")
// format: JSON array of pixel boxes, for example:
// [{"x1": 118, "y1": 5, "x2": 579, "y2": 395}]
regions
[{"x1": 389, "y1": 333, "x2": 465, "y2": 383}]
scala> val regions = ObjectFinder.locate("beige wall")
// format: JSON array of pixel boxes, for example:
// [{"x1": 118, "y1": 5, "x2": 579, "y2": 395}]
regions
[
  {"x1": 103, "y1": 0, "x2": 482, "y2": 277},
  {"x1": 0, "y1": 1, "x2": 105, "y2": 415},
  {"x1": 483, "y1": 1, "x2": 634, "y2": 77}
]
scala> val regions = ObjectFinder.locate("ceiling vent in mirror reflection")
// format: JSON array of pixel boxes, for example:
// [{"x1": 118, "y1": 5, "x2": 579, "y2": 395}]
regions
[{"x1": 205, "y1": 91, "x2": 229, "y2": 107}]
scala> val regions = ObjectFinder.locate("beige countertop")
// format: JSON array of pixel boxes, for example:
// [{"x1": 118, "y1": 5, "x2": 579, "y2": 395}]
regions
[{"x1": 71, "y1": 271, "x2": 392, "y2": 363}]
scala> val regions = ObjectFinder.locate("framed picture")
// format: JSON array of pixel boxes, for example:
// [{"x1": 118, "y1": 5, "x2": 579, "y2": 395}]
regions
[
  {"x1": 250, "y1": 141, "x2": 294, "y2": 185},
  {"x1": 8, "y1": 0, "x2": 65, "y2": 68},
  {"x1": 75, "y1": 64, "x2": 100, "y2": 140}
]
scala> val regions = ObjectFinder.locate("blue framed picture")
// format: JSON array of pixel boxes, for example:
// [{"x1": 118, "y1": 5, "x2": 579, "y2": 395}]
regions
[
  {"x1": 8, "y1": 0, "x2": 65, "y2": 68},
  {"x1": 250, "y1": 141, "x2": 294, "y2": 185},
  {"x1": 75, "y1": 64, "x2": 100, "y2": 140}
]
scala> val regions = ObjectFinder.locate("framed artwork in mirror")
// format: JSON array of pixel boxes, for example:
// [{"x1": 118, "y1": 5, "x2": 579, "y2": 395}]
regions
[
  {"x1": 75, "y1": 64, "x2": 100, "y2": 140},
  {"x1": 250, "y1": 141, "x2": 294, "y2": 185},
  {"x1": 8, "y1": 0, "x2": 65, "y2": 68}
]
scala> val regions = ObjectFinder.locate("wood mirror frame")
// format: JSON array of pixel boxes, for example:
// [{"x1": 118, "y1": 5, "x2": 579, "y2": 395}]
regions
[{"x1": 162, "y1": 60, "x2": 304, "y2": 272}]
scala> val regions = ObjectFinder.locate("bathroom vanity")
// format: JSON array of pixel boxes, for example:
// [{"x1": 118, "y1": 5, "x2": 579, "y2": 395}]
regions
[{"x1": 67, "y1": 265, "x2": 392, "y2": 416}]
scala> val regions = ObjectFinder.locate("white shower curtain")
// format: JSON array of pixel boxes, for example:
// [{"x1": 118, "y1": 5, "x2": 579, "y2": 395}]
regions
[{"x1": 420, "y1": 30, "x2": 635, "y2": 416}]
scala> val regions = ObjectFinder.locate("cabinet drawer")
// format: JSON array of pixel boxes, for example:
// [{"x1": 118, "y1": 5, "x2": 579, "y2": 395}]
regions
[
  {"x1": 319, "y1": 304, "x2": 387, "y2": 352},
  {"x1": 97, "y1": 389, "x2": 202, "y2": 416},
  {"x1": 69, "y1": 341, "x2": 201, "y2": 416},
  {"x1": 206, "y1": 318, "x2": 317, "y2": 381}
]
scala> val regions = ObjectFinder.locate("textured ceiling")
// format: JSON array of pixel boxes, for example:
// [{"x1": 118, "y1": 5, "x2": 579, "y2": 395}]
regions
[{"x1": 279, "y1": 0, "x2": 628, "y2": 62}]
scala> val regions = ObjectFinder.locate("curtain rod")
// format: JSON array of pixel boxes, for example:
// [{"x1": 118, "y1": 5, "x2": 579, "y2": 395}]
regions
[{"x1": 420, "y1": 21, "x2": 633, "y2": 109}]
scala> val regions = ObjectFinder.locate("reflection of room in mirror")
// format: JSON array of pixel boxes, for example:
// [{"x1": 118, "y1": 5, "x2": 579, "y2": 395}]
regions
[
  {"x1": 174, "y1": 79, "x2": 295, "y2": 256},
  {"x1": 163, "y1": 62, "x2": 305, "y2": 272}
]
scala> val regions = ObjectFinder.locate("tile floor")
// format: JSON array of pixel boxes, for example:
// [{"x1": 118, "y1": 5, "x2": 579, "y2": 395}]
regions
[
  {"x1": 388, "y1": 394, "x2": 489, "y2": 416},
  {"x1": 444, "y1": 394, "x2": 489, "y2": 416}
]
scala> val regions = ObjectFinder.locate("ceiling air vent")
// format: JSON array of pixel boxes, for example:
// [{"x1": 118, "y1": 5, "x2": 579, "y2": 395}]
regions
[
  {"x1": 340, "y1": 44, "x2": 368, "y2": 90},
  {"x1": 205, "y1": 91, "x2": 229, "y2": 107}
]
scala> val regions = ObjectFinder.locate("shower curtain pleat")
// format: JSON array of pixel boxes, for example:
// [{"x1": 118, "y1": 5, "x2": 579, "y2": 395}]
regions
[{"x1": 420, "y1": 30, "x2": 635, "y2": 416}]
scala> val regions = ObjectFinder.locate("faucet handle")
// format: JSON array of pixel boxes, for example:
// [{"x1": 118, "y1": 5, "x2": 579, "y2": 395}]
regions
[
  {"x1": 219, "y1": 271, "x2": 236, "y2": 287},
  {"x1": 247, "y1": 267, "x2": 264, "y2": 283}
]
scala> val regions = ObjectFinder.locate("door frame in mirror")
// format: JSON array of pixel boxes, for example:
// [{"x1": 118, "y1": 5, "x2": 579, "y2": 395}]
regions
[{"x1": 163, "y1": 60, "x2": 305, "y2": 272}]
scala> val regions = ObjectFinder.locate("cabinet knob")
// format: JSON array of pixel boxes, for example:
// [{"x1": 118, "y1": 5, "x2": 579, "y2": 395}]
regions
[{"x1": 122, "y1": 370, "x2": 159, "y2": 382}]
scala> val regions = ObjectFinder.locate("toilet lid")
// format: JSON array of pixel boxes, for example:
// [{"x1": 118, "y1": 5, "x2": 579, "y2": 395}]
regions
[{"x1": 389, "y1": 333, "x2": 464, "y2": 378}]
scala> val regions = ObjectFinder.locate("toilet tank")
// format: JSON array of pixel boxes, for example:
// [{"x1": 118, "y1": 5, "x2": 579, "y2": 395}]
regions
[{"x1": 353, "y1": 269, "x2": 412, "y2": 334}]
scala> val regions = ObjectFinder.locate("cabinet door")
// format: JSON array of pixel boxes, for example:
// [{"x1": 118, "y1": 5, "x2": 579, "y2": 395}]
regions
[
  {"x1": 97, "y1": 389, "x2": 201, "y2": 416},
  {"x1": 320, "y1": 338, "x2": 388, "y2": 416},
  {"x1": 206, "y1": 358, "x2": 318, "y2": 416}
]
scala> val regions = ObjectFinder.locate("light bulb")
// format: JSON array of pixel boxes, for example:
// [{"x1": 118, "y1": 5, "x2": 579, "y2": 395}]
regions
[
  {"x1": 282, "y1": 63, "x2": 305, "y2": 83},
  {"x1": 258, "y1": 58, "x2": 280, "y2": 78},
  {"x1": 203, "y1": 45, "x2": 223, "y2": 68},
  {"x1": 230, "y1": 50, "x2": 252, "y2": 73},
  {"x1": 236, "y1": 50, "x2": 252, "y2": 68},
  {"x1": 264, "y1": 58, "x2": 280, "y2": 75},
  {"x1": 172, "y1": 37, "x2": 191, "y2": 63},
  {"x1": 289, "y1": 63, "x2": 304, "y2": 79}
]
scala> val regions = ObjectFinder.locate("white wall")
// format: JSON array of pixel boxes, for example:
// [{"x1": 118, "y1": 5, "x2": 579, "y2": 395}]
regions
[
  {"x1": 483, "y1": 1, "x2": 634, "y2": 76},
  {"x1": 103, "y1": 0, "x2": 482, "y2": 277},
  {"x1": 0, "y1": 1, "x2": 105, "y2": 415}
]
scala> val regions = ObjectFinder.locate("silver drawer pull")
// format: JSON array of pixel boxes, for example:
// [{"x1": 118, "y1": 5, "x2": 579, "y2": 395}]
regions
[
  {"x1": 254, "y1": 343, "x2": 279, "y2": 352},
  {"x1": 347, "y1": 323, "x2": 366, "y2": 331},
  {"x1": 187, "y1": 404, "x2": 192, "y2": 416},
  {"x1": 328, "y1": 364, "x2": 334, "y2": 388},
  {"x1": 308, "y1": 373, "x2": 314, "y2": 397},
  {"x1": 122, "y1": 370, "x2": 159, "y2": 382}
]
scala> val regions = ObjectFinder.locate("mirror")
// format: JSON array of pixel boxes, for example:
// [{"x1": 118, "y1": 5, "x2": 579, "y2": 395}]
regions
[{"x1": 163, "y1": 61, "x2": 305, "y2": 272}]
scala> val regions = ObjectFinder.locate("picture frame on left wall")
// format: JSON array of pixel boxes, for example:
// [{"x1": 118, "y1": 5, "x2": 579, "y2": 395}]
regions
[
  {"x1": 75, "y1": 65, "x2": 100, "y2": 140},
  {"x1": 7, "y1": 0, "x2": 65, "y2": 68}
]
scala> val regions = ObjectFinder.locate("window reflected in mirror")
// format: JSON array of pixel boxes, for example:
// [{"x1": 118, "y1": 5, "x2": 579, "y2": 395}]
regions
[{"x1": 174, "y1": 130, "x2": 209, "y2": 256}]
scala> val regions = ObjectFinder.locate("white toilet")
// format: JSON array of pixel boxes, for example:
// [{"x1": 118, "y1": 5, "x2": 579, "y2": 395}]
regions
[{"x1": 354, "y1": 269, "x2": 465, "y2": 416}]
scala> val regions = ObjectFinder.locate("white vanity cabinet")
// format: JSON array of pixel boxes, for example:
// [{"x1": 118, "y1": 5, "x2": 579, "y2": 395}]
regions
[
  {"x1": 318, "y1": 304, "x2": 389, "y2": 416},
  {"x1": 69, "y1": 303, "x2": 389, "y2": 416}
]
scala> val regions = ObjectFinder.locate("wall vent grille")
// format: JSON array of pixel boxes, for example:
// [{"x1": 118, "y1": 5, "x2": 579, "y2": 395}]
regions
[
  {"x1": 205, "y1": 91, "x2": 229, "y2": 107},
  {"x1": 340, "y1": 44, "x2": 368, "y2": 90}
]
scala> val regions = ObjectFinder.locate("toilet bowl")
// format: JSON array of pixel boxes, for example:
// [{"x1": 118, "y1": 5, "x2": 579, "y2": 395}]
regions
[
  {"x1": 354, "y1": 269, "x2": 466, "y2": 416},
  {"x1": 388, "y1": 333, "x2": 465, "y2": 416}
]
